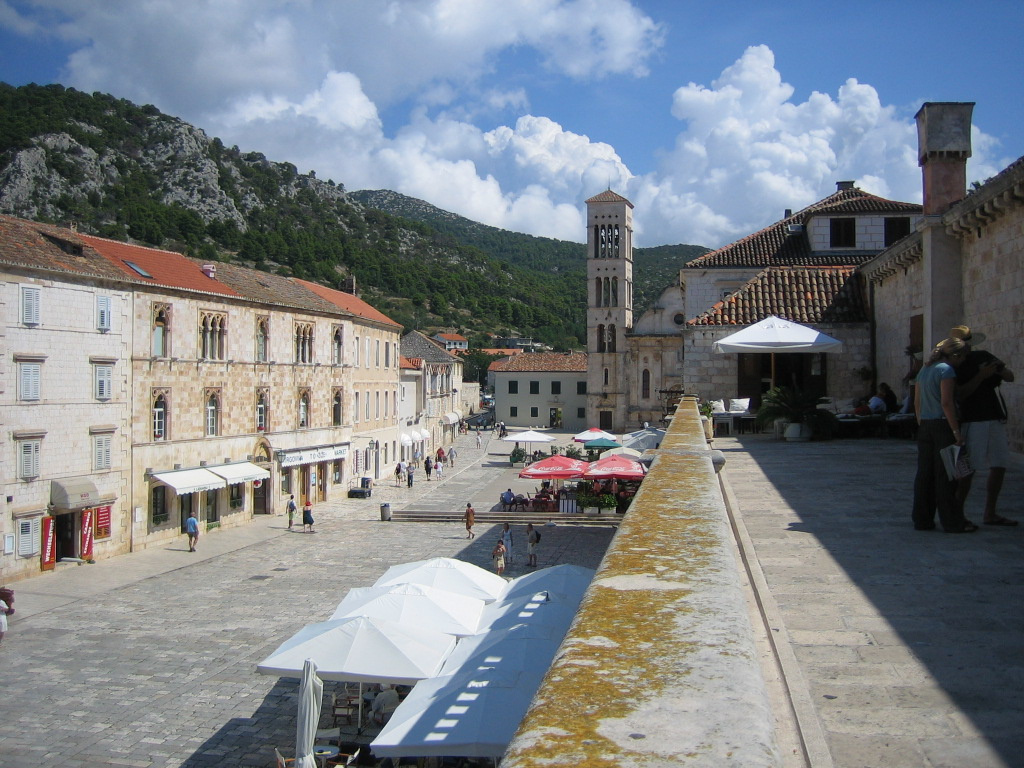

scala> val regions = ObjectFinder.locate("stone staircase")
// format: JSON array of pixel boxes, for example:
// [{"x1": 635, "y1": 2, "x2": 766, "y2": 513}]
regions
[{"x1": 388, "y1": 507, "x2": 622, "y2": 527}]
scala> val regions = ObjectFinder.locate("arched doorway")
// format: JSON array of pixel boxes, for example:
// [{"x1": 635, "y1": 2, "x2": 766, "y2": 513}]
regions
[{"x1": 252, "y1": 439, "x2": 273, "y2": 515}]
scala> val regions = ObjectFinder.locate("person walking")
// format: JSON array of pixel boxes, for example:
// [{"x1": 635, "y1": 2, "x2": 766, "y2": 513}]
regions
[
  {"x1": 302, "y1": 498, "x2": 315, "y2": 533},
  {"x1": 407, "y1": 463, "x2": 415, "y2": 488},
  {"x1": 394, "y1": 462, "x2": 403, "y2": 487},
  {"x1": 434, "y1": 458, "x2": 443, "y2": 481},
  {"x1": 476, "y1": 432, "x2": 483, "y2": 449},
  {"x1": 501, "y1": 522, "x2": 514, "y2": 565},
  {"x1": 448, "y1": 447, "x2": 458, "y2": 468},
  {"x1": 950, "y1": 325, "x2": 1017, "y2": 526},
  {"x1": 0, "y1": 594, "x2": 11, "y2": 645},
  {"x1": 424, "y1": 456, "x2": 433, "y2": 481},
  {"x1": 491, "y1": 538, "x2": 507, "y2": 576},
  {"x1": 912, "y1": 337, "x2": 975, "y2": 533},
  {"x1": 185, "y1": 511, "x2": 200, "y2": 552},
  {"x1": 286, "y1": 495, "x2": 297, "y2": 530},
  {"x1": 464, "y1": 503, "x2": 476, "y2": 539},
  {"x1": 526, "y1": 523, "x2": 540, "y2": 567}
]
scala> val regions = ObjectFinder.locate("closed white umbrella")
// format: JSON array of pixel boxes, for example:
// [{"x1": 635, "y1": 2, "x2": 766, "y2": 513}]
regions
[
  {"x1": 374, "y1": 557, "x2": 506, "y2": 603},
  {"x1": 330, "y1": 583, "x2": 486, "y2": 637},
  {"x1": 295, "y1": 658, "x2": 323, "y2": 768}
]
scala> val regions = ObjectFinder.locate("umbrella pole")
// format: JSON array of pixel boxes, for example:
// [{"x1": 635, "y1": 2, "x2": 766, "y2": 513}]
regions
[
  {"x1": 357, "y1": 682, "x2": 364, "y2": 735},
  {"x1": 770, "y1": 352, "x2": 776, "y2": 389}
]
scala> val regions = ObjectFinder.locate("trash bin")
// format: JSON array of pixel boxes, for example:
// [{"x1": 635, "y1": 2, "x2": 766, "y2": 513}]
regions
[
  {"x1": 361, "y1": 477, "x2": 372, "y2": 489},
  {"x1": 380, "y1": 503, "x2": 392, "y2": 521}
]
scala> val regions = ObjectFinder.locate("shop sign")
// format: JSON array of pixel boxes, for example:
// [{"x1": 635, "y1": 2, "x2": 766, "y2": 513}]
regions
[
  {"x1": 95, "y1": 505, "x2": 112, "y2": 539},
  {"x1": 279, "y1": 444, "x2": 349, "y2": 468},
  {"x1": 81, "y1": 508, "x2": 94, "y2": 560},
  {"x1": 41, "y1": 516, "x2": 56, "y2": 571}
]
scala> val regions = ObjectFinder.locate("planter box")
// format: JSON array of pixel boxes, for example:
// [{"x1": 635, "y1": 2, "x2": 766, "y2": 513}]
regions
[
  {"x1": 784, "y1": 422, "x2": 812, "y2": 442},
  {"x1": 583, "y1": 507, "x2": 601, "y2": 516}
]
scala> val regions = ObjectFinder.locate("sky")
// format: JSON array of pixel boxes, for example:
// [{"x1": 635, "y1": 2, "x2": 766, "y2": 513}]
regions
[{"x1": 1, "y1": 0, "x2": 1021, "y2": 249}]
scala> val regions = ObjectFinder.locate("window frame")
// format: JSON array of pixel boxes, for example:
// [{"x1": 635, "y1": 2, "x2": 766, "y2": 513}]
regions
[
  {"x1": 829, "y1": 217, "x2": 856, "y2": 248},
  {"x1": 205, "y1": 391, "x2": 220, "y2": 436},
  {"x1": 18, "y1": 362, "x2": 41, "y2": 401},
  {"x1": 508, "y1": 380, "x2": 519, "y2": 395},
  {"x1": 255, "y1": 317, "x2": 269, "y2": 362},
  {"x1": 18, "y1": 439, "x2": 41, "y2": 479},
  {"x1": 21, "y1": 285, "x2": 41, "y2": 326},
  {"x1": 332, "y1": 389, "x2": 343, "y2": 426},
  {"x1": 256, "y1": 390, "x2": 269, "y2": 432},
  {"x1": 18, "y1": 517, "x2": 41, "y2": 556},
  {"x1": 93, "y1": 434, "x2": 112, "y2": 471},
  {"x1": 529, "y1": 381, "x2": 540, "y2": 395},
  {"x1": 298, "y1": 390, "x2": 311, "y2": 428},
  {"x1": 152, "y1": 392, "x2": 168, "y2": 441},
  {"x1": 96, "y1": 295, "x2": 112, "y2": 331},
  {"x1": 551, "y1": 381, "x2": 561, "y2": 395},
  {"x1": 509, "y1": 406, "x2": 518, "y2": 418},
  {"x1": 94, "y1": 364, "x2": 113, "y2": 401}
]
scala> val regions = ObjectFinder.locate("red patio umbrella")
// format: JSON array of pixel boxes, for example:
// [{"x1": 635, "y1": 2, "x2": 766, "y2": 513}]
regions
[
  {"x1": 519, "y1": 455, "x2": 590, "y2": 480},
  {"x1": 583, "y1": 455, "x2": 647, "y2": 480}
]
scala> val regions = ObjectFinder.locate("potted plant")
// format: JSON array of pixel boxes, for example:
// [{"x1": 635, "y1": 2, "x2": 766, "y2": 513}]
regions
[
  {"x1": 564, "y1": 444, "x2": 584, "y2": 460},
  {"x1": 756, "y1": 386, "x2": 836, "y2": 441},
  {"x1": 509, "y1": 446, "x2": 527, "y2": 466}
]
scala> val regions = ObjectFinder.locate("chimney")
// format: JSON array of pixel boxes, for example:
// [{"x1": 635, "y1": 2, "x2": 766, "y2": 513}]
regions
[
  {"x1": 915, "y1": 102, "x2": 974, "y2": 214},
  {"x1": 201, "y1": 264, "x2": 217, "y2": 279},
  {"x1": 784, "y1": 209, "x2": 792, "y2": 219},
  {"x1": 342, "y1": 275, "x2": 358, "y2": 296},
  {"x1": 836, "y1": 181, "x2": 855, "y2": 191}
]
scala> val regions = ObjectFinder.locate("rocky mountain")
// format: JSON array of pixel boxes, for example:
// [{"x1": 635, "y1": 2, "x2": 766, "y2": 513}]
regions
[{"x1": 0, "y1": 83, "x2": 706, "y2": 345}]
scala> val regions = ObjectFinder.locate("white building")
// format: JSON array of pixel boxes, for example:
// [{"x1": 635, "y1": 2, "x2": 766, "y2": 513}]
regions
[{"x1": 491, "y1": 352, "x2": 588, "y2": 431}]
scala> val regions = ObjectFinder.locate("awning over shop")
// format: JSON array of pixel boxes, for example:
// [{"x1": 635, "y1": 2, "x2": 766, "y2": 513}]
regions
[
  {"x1": 152, "y1": 468, "x2": 227, "y2": 495},
  {"x1": 50, "y1": 478, "x2": 111, "y2": 510},
  {"x1": 418, "y1": 429, "x2": 430, "y2": 441},
  {"x1": 400, "y1": 433, "x2": 413, "y2": 447},
  {"x1": 207, "y1": 462, "x2": 270, "y2": 485},
  {"x1": 441, "y1": 412, "x2": 460, "y2": 425}
]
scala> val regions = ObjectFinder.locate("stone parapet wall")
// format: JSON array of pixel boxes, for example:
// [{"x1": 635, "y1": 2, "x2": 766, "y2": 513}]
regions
[{"x1": 502, "y1": 399, "x2": 781, "y2": 767}]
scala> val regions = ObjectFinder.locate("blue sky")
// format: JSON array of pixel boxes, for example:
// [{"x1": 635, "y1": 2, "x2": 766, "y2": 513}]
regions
[{"x1": 1, "y1": 0, "x2": 1020, "y2": 248}]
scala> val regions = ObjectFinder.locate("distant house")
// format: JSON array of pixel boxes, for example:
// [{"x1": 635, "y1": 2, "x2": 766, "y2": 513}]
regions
[
  {"x1": 490, "y1": 352, "x2": 588, "y2": 430},
  {"x1": 432, "y1": 332, "x2": 468, "y2": 351},
  {"x1": 401, "y1": 331, "x2": 464, "y2": 446}
]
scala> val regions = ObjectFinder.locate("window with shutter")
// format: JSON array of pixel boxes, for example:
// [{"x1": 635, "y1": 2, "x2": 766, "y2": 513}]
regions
[
  {"x1": 94, "y1": 434, "x2": 112, "y2": 470},
  {"x1": 18, "y1": 517, "x2": 40, "y2": 556},
  {"x1": 96, "y1": 295, "x2": 112, "y2": 331},
  {"x1": 19, "y1": 440, "x2": 40, "y2": 478},
  {"x1": 19, "y1": 363, "x2": 41, "y2": 401},
  {"x1": 95, "y1": 365, "x2": 113, "y2": 400},
  {"x1": 21, "y1": 285, "x2": 41, "y2": 325}
]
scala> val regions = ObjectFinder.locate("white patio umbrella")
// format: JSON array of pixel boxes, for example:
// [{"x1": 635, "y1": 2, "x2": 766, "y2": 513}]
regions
[
  {"x1": 502, "y1": 430, "x2": 555, "y2": 444},
  {"x1": 330, "y1": 583, "x2": 486, "y2": 637},
  {"x1": 602, "y1": 446, "x2": 642, "y2": 458},
  {"x1": 712, "y1": 315, "x2": 844, "y2": 388},
  {"x1": 374, "y1": 557, "x2": 506, "y2": 603},
  {"x1": 573, "y1": 428, "x2": 618, "y2": 443},
  {"x1": 257, "y1": 616, "x2": 457, "y2": 684},
  {"x1": 499, "y1": 564, "x2": 595, "y2": 603},
  {"x1": 295, "y1": 658, "x2": 323, "y2": 768},
  {"x1": 476, "y1": 588, "x2": 581, "y2": 634}
]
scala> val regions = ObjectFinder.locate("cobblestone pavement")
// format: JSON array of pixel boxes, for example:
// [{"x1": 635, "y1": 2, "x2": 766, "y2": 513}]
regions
[
  {"x1": 0, "y1": 429, "x2": 614, "y2": 768},
  {"x1": 719, "y1": 434, "x2": 1024, "y2": 768}
]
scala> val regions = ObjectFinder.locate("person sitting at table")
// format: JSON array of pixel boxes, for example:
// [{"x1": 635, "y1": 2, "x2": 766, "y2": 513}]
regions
[
  {"x1": 501, "y1": 488, "x2": 515, "y2": 510},
  {"x1": 371, "y1": 685, "x2": 400, "y2": 726}
]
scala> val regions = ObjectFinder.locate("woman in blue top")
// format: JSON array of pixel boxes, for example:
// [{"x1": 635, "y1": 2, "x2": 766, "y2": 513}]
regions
[{"x1": 912, "y1": 337, "x2": 975, "y2": 532}]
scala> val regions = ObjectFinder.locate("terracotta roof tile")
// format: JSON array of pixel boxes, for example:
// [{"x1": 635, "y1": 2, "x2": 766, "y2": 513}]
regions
[
  {"x1": 490, "y1": 351, "x2": 588, "y2": 372},
  {"x1": 688, "y1": 267, "x2": 867, "y2": 326},
  {"x1": 294, "y1": 278, "x2": 401, "y2": 328},
  {"x1": 203, "y1": 262, "x2": 337, "y2": 312},
  {"x1": 685, "y1": 186, "x2": 921, "y2": 269},
  {"x1": 77, "y1": 233, "x2": 240, "y2": 297},
  {"x1": 0, "y1": 215, "x2": 128, "y2": 281},
  {"x1": 436, "y1": 332, "x2": 467, "y2": 341},
  {"x1": 400, "y1": 356, "x2": 420, "y2": 370},
  {"x1": 585, "y1": 189, "x2": 634, "y2": 207}
]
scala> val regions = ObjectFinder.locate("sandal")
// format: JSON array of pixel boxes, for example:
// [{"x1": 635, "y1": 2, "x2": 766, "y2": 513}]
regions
[
  {"x1": 983, "y1": 516, "x2": 1018, "y2": 526},
  {"x1": 947, "y1": 521, "x2": 979, "y2": 533}
]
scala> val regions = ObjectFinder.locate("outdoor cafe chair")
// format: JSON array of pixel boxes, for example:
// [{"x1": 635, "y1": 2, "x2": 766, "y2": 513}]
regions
[
  {"x1": 325, "y1": 747, "x2": 360, "y2": 766},
  {"x1": 331, "y1": 691, "x2": 358, "y2": 726},
  {"x1": 274, "y1": 747, "x2": 294, "y2": 768}
]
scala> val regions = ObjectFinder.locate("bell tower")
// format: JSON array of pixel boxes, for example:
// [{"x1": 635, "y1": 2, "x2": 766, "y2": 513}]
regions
[{"x1": 585, "y1": 190, "x2": 634, "y2": 432}]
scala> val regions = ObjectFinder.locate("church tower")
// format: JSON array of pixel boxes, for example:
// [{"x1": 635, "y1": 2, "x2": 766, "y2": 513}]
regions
[{"x1": 585, "y1": 190, "x2": 634, "y2": 432}]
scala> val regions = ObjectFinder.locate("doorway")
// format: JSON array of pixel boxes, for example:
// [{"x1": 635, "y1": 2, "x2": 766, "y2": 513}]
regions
[
  {"x1": 253, "y1": 477, "x2": 268, "y2": 514},
  {"x1": 54, "y1": 512, "x2": 77, "y2": 560},
  {"x1": 599, "y1": 410, "x2": 613, "y2": 430},
  {"x1": 180, "y1": 493, "x2": 194, "y2": 532}
]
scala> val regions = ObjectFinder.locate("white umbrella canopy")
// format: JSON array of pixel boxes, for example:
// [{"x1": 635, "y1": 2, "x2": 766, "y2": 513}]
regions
[
  {"x1": 501, "y1": 430, "x2": 555, "y2": 444},
  {"x1": 441, "y1": 621, "x2": 562, "y2": 676},
  {"x1": 500, "y1": 564, "x2": 595, "y2": 603},
  {"x1": 295, "y1": 659, "x2": 323, "y2": 768},
  {"x1": 602, "y1": 446, "x2": 642, "y2": 458},
  {"x1": 712, "y1": 315, "x2": 843, "y2": 353},
  {"x1": 371, "y1": 665, "x2": 542, "y2": 760},
  {"x1": 330, "y1": 583, "x2": 486, "y2": 637},
  {"x1": 256, "y1": 616, "x2": 457, "y2": 685},
  {"x1": 477, "y1": 588, "x2": 582, "y2": 634},
  {"x1": 374, "y1": 557, "x2": 507, "y2": 603},
  {"x1": 573, "y1": 428, "x2": 618, "y2": 443}
]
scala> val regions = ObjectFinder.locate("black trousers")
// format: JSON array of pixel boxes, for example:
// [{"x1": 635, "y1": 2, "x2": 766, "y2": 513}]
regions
[{"x1": 912, "y1": 420, "x2": 966, "y2": 531}]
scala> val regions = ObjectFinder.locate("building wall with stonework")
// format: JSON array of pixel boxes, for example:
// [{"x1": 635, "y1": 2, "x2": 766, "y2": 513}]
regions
[
  {"x1": 681, "y1": 267, "x2": 757, "y2": 321},
  {"x1": 626, "y1": 334, "x2": 683, "y2": 428},
  {"x1": 493, "y1": 369, "x2": 587, "y2": 431},
  {"x1": 1, "y1": 270, "x2": 132, "y2": 581}
]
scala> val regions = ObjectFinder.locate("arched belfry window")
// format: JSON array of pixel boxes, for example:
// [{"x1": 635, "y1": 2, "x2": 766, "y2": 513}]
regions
[
  {"x1": 594, "y1": 277, "x2": 602, "y2": 307},
  {"x1": 603, "y1": 368, "x2": 609, "y2": 386},
  {"x1": 613, "y1": 225, "x2": 620, "y2": 257},
  {"x1": 597, "y1": 324, "x2": 606, "y2": 353},
  {"x1": 611, "y1": 277, "x2": 619, "y2": 307},
  {"x1": 602, "y1": 278, "x2": 610, "y2": 307},
  {"x1": 608, "y1": 325, "x2": 617, "y2": 353}
]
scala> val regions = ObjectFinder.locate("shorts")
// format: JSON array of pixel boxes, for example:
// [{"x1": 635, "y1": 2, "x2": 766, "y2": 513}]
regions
[
  {"x1": 527, "y1": 542, "x2": 536, "y2": 555},
  {"x1": 962, "y1": 420, "x2": 1010, "y2": 472}
]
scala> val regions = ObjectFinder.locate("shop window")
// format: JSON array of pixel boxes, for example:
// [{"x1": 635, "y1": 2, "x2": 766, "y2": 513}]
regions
[
  {"x1": 93, "y1": 434, "x2": 112, "y2": 470},
  {"x1": 205, "y1": 489, "x2": 219, "y2": 523},
  {"x1": 18, "y1": 439, "x2": 40, "y2": 479},
  {"x1": 152, "y1": 485, "x2": 168, "y2": 525},
  {"x1": 333, "y1": 460, "x2": 342, "y2": 484},
  {"x1": 21, "y1": 285, "x2": 41, "y2": 325},
  {"x1": 229, "y1": 484, "x2": 243, "y2": 510},
  {"x1": 282, "y1": 468, "x2": 292, "y2": 495},
  {"x1": 179, "y1": 494, "x2": 193, "y2": 533},
  {"x1": 256, "y1": 318, "x2": 269, "y2": 362}
]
